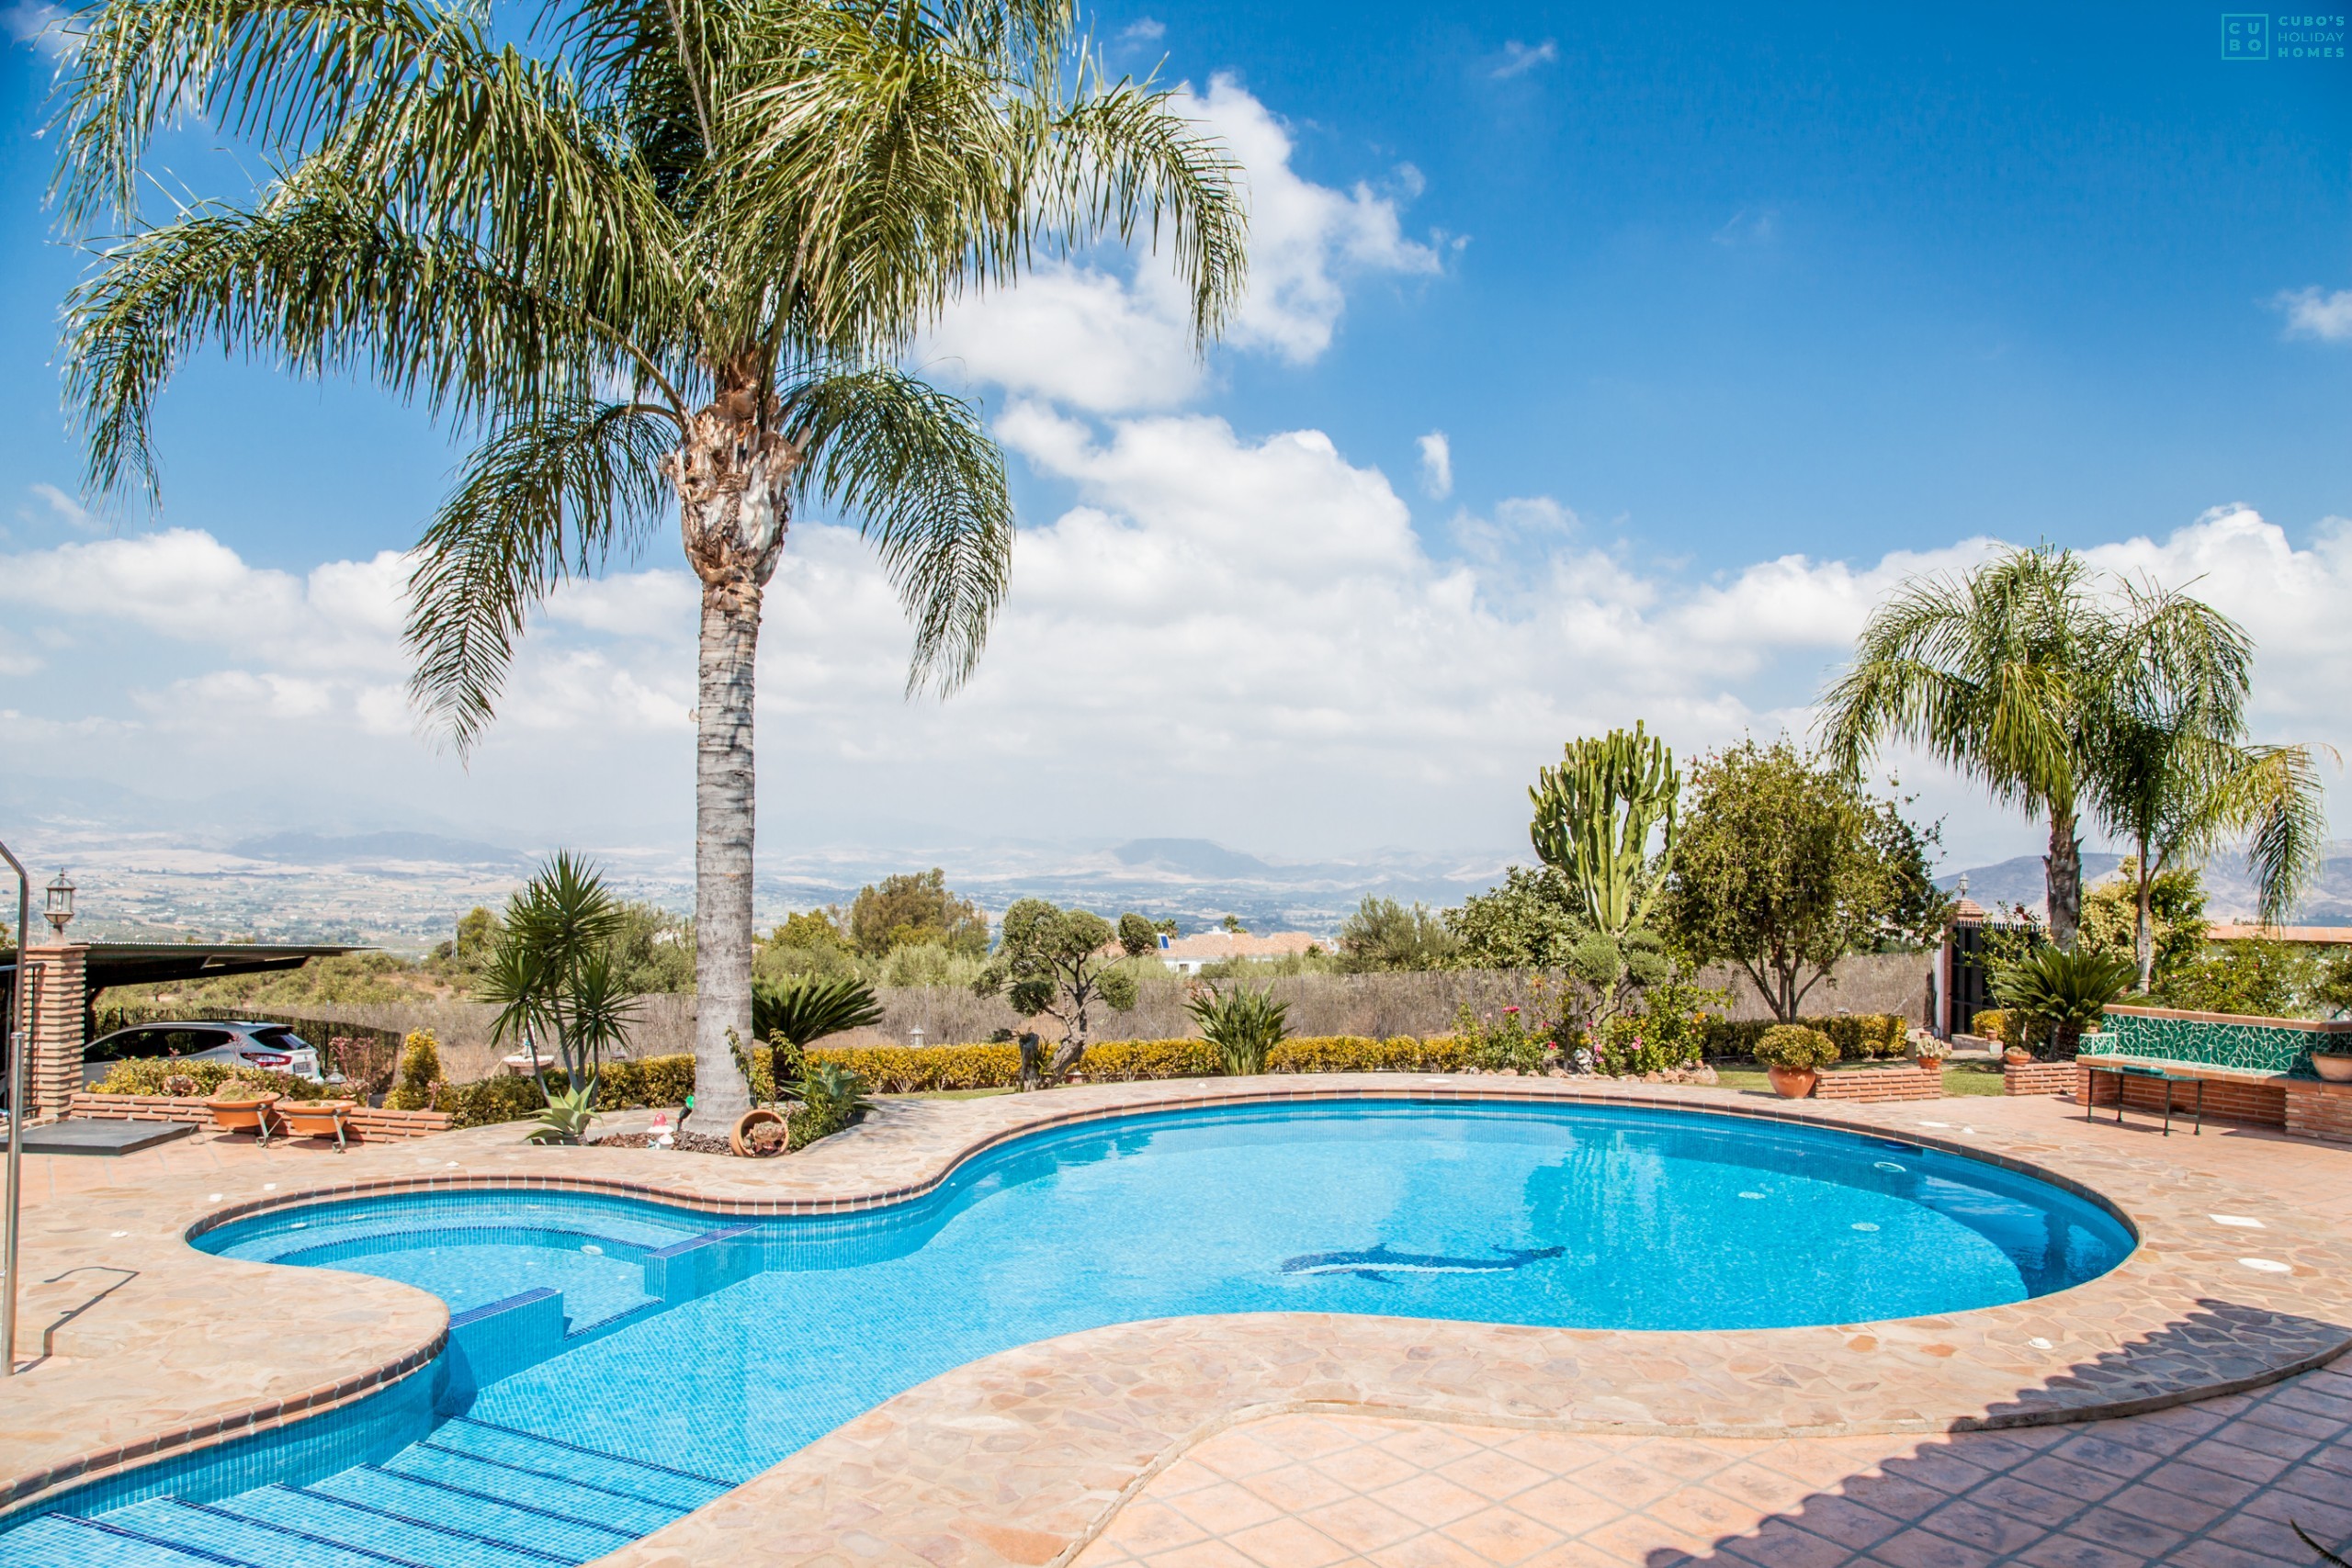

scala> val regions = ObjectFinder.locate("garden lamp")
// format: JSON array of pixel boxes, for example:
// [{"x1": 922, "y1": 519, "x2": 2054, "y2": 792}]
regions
[{"x1": 43, "y1": 870, "x2": 74, "y2": 939}]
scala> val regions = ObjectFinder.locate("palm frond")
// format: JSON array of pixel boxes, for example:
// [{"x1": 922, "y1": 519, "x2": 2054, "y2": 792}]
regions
[
  {"x1": 781, "y1": 365, "x2": 1014, "y2": 695},
  {"x1": 405, "y1": 400, "x2": 678, "y2": 750}
]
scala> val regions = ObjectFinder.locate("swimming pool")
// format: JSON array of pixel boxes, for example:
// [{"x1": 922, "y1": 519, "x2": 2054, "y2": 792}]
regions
[{"x1": 4, "y1": 1099, "x2": 2134, "y2": 1566}]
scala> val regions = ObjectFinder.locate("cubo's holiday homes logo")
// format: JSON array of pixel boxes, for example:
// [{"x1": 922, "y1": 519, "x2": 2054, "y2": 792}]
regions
[{"x1": 2222, "y1": 12, "x2": 2347, "y2": 58}]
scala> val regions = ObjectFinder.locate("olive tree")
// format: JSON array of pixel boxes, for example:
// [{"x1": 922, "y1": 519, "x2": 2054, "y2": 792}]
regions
[{"x1": 973, "y1": 899, "x2": 1148, "y2": 1089}]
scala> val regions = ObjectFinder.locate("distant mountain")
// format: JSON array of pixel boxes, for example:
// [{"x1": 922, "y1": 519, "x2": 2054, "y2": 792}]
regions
[
  {"x1": 230, "y1": 831, "x2": 531, "y2": 870},
  {"x1": 1941, "y1": 841, "x2": 2352, "y2": 924},
  {"x1": 1112, "y1": 838, "x2": 1276, "y2": 878}
]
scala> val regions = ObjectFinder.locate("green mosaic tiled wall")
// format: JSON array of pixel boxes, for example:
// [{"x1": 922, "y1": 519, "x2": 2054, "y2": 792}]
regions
[{"x1": 2083, "y1": 1010, "x2": 2343, "y2": 1078}]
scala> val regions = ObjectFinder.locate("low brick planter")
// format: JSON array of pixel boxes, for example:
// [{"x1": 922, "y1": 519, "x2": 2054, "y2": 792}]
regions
[
  {"x1": 65, "y1": 1091, "x2": 452, "y2": 1140},
  {"x1": 1809, "y1": 1065, "x2": 1942, "y2": 1103},
  {"x1": 2003, "y1": 1061, "x2": 2078, "y2": 1097},
  {"x1": 2074, "y1": 1060, "x2": 2287, "y2": 1126}
]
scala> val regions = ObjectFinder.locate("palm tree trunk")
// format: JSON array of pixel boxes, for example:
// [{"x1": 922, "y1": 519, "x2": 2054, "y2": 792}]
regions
[
  {"x1": 2043, "y1": 811, "x2": 2082, "y2": 948},
  {"x1": 665, "y1": 381, "x2": 797, "y2": 1139},
  {"x1": 2132, "y1": 840, "x2": 2157, "y2": 993}
]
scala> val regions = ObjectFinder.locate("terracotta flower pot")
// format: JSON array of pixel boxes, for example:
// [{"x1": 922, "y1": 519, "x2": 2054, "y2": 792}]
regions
[
  {"x1": 2313, "y1": 1053, "x2": 2352, "y2": 1084},
  {"x1": 1766, "y1": 1065, "x2": 1818, "y2": 1099},
  {"x1": 729, "y1": 1106, "x2": 788, "y2": 1157},
  {"x1": 2004, "y1": 1047, "x2": 2033, "y2": 1066}
]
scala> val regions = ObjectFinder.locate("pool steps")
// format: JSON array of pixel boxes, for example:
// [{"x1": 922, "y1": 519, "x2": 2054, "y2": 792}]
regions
[{"x1": 0, "y1": 1218, "x2": 750, "y2": 1568}]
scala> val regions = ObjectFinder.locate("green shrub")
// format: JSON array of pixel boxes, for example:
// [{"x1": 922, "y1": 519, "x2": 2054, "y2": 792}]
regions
[
  {"x1": 382, "y1": 1031, "x2": 444, "y2": 1111},
  {"x1": 93, "y1": 1057, "x2": 334, "y2": 1101},
  {"x1": 1084, "y1": 1039, "x2": 1222, "y2": 1081},
  {"x1": 1455, "y1": 1006, "x2": 1551, "y2": 1072},
  {"x1": 1589, "y1": 1016, "x2": 1705, "y2": 1076},
  {"x1": 1188, "y1": 985, "x2": 1291, "y2": 1075},
  {"x1": 1700, "y1": 1013, "x2": 1908, "y2": 1060},
  {"x1": 1754, "y1": 1025, "x2": 1838, "y2": 1070},
  {"x1": 1972, "y1": 1009, "x2": 2023, "y2": 1049},
  {"x1": 596, "y1": 1054, "x2": 697, "y2": 1109},
  {"x1": 444, "y1": 1070, "x2": 569, "y2": 1128},
  {"x1": 808, "y1": 1043, "x2": 1021, "y2": 1092},
  {"x1": 1265, "y1": 1035, "x2": 1471, "y2": 1073},
  {"x1": 789, "y1": 1062, "x2": 870, "y2": 1150}
]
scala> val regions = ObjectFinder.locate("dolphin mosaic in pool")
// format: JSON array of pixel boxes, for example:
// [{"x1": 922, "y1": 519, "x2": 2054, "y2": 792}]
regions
[{"x1": 1279, "y1": 1242, "x2": 1567, "y2": 1280}]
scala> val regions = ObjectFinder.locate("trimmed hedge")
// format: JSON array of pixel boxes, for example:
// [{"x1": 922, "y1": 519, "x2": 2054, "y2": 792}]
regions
[
  {"x1": 1266, "y1": 1035, "x2": 1471, "y2": 1073},
  {"x1": 93, "y1": 1057, "x2": 336, "y2": 1101},
  {"x1": 1971, "y1": 1009, "x2": 2027, "y2": 1050},
  {"x1": 1701, "y1": 1013, "x2": 1908, "y2": 1061}
]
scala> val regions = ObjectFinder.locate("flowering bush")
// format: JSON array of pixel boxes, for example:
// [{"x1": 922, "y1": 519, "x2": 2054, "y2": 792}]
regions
[{"x1": 1454, "y1": 1003, "x2": 1553, "y2": 1073}]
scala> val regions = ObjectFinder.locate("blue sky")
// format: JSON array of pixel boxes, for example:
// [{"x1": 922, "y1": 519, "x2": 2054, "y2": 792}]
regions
[{"x1": 0, "y1": 0, "x2": 2347, "y2": 878}]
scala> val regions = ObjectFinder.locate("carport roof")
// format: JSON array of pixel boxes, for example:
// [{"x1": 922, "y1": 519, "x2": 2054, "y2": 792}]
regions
[{"x1": 0, "y1": 942, "x2": 359, "y2": 991}]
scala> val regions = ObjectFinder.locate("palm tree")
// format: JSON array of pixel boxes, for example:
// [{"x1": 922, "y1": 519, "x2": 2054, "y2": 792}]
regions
[
  {"x1": 2087, "y1": 582, "x2": 2330, "y2": 990},
  {"x1": 1820, "y1": 547, "x2": 2109, "y2": 945},
  {"x1": 54, "y1": 0, "x2": 1247, "y2": 1132}
]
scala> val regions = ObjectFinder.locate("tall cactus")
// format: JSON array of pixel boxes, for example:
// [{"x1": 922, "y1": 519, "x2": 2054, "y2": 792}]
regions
[{"x1": 1529, "y1": 723, "x2": 1680, "y2": 944}]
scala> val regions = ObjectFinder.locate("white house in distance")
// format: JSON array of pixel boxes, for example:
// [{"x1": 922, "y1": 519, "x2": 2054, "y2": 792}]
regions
[{"x1": 1157, "y1": 931, "x2": 1325, "y2": 975}]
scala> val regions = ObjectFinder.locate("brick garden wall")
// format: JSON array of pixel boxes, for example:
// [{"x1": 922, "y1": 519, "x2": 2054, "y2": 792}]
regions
[
  {"x1": 2075, "y1": 1066, "x2": 2287, "y2": 1126},
  {"x1": 2005, "y1": 1062, "x2": 2079, "y2": 1096},
  {"x1": 1811, "y1": 1066, "x2": 1943, "y2": 1103},
  {"x1": 2285, "y1": 1080, "x2": 2352, "y2": 1145},
  {"x1": 65, "y1": 1091, "x2": 452, "y2": 1139}
]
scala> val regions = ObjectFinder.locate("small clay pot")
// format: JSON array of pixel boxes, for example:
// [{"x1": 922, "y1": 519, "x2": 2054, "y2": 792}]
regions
[
  {"x1": 2004, "y1": 1047, "x2": 2033, "y2": 1066},
  {"x1": 729, "y1": 1107, "x2": 788, "y2": 1157},
  {"x1": 1766, "y1": 1066, "x2": 1818, "y2": 1099}
]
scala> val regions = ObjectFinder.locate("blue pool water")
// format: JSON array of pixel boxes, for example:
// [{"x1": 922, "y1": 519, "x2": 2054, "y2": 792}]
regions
[{"x1": 6, "y1": 1099, "x2": 2133, "y2": 1566}]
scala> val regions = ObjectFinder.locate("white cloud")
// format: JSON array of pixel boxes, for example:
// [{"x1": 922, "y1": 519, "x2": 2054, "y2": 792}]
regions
[
  {"x1": 1712, "y1": 208, "x2": 1780, "y2": 247},
  {"x1": 919, "y1": 76, "x2": 1441, "y2": 410},
  {"x1": 1118, "y1": 17, "x2": 1165, "y2": 43},
  {"x1": 2277, "y1": 287, "x2": 2352, "y2": 342},
  {"x1": 6, "y1": 467, "x2": 2346, "y2": 866},
  {"x1": 1416, "y1": 432, "x2": 1453, "y2": 499},
  {"x1": 2, "y1": 0, "x2": 72, "y2": 54},
  {"x1": 1492, "y1": 39, "x2": 1558, "y2": 79},
  {"x1": 24, "y1": 484, "x2": 96, "y2": 530}
]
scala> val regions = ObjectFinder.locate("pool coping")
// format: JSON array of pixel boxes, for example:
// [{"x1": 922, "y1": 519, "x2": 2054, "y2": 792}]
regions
[{"x1": 6, "y1": 1074, "x2": 2350, "y2": 1555}]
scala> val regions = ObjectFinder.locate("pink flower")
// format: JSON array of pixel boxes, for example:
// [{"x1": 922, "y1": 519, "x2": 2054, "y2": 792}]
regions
[{"x1": 1503, "y1": 1006, "x2": 1521, "y2": 1015}]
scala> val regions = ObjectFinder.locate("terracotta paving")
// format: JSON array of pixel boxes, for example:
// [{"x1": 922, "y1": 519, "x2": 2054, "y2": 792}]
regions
[
  {"x1": 1070, "y1": 1365, "x2": 2352, "y2": 1567},
  {"x1": 1, "y1": 1080, "x2": 2347, "y2": 1568}
]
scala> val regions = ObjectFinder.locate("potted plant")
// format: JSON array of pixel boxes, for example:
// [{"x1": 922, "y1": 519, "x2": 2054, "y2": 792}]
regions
[
  {"x1": 1755, "y1": 1025, "x2": 1838, "y2": 1098},
  {"x1": 2312, "y1": 1045, "x2": 2352, "y2": 1084}
]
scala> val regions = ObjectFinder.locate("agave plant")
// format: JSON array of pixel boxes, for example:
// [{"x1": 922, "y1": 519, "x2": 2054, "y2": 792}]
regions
[
  {"x1": 525, "y1": 1082, "x2": 600, "y2": 1145},
  {"x1": 1186, "y1": 983, "x2": 1291, "y2": 1076},
  {"x1": 1991, "y1": 944, "x2": 2139, "y2": 1059},
  {"x1": 788, "y1": 1061, "x2": 873, "y2": 1150}
]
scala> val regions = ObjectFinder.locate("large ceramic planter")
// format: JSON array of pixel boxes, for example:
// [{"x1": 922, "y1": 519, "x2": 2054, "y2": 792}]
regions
[
  {"x1": 729, "y1": 1106, "x2": 788, "y2": 1157},
  {"x1": 2314, "y1": 1053, "x2": 2352, "y2": 1084},
  {"x1": 1766, "y1": 1066, "x2": 1818, "y2": 1099}
]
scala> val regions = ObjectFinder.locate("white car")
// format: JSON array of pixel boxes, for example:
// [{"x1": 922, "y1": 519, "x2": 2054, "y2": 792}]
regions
[{"x1": 81, "y1": 1021, "x2": 326, "y2": 1087}]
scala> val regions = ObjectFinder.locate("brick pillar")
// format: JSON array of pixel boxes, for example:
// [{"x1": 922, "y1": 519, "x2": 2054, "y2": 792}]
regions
[{"x1": 17, "y1": 943, "x2": 88, "y2": 1123}]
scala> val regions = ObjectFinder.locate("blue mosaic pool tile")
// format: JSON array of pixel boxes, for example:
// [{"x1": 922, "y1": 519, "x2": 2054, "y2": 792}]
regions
[
  {"x1": 0, "y1": 1515, "x2": 235, "y2": 1567},
  {"x1": 225, "y1": 1485, "x2": 561, "y2": 1568},
  {"x1": 307, "y1": 1466, "x2": 632, "y2": 1562}
]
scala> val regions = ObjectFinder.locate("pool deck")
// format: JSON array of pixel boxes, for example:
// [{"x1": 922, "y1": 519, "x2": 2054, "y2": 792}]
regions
[{"x1": 4, "y1": 1075, "x2": 2349, "y2": 1568}]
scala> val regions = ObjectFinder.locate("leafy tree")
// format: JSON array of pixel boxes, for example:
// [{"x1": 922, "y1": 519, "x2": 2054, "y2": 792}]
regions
[
  {"x1": 2081, "y1": 863, "x2": 2207, "y2": 994},
  {"x1": 54, "y1": 0, "x2": 1246, "y2": 1137},
  {"x1": 610, "y1": 901, "x2": 696, "y2": 993},
  {"x1": 1444, "y1": 867, "x2": 1582, "y2": 970},
  {"x1": 1337, "y1": 896, "x2": 1460, "y2": 973},
  {"x1": 454, "y1": 907, "x2": 502, "y2": 969},
  {"x1": 972, "y1": 899, "x2": 1141, "y2": 1089},
  {"x1": 849, "y1": 869, "x2": 989, "y2": 958},
  {"x1": 1665, "y1": 739, "x2": 1946, "y2": 1021},
  {"x1": 1528, "y1": 724, "x2": 1679, "y2": 1021},
  {"x1": 1116, "y1": 912, "x2": 1162, "y2": 957},
  {"x1": 2085, "y1": 581, "x2": 2330, "y2": 989},
  {"x1": 769, "y1": 908, "x2": 848, "y2": 953},
  {"x1": 477, "y1": 853, "x2": 641, "y2": 1105}
]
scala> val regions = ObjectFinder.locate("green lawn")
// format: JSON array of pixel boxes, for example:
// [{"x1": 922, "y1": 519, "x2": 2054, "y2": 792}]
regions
[{"x1": 1713, "y1": 1059, "x2": 2003, "y2": 1098}]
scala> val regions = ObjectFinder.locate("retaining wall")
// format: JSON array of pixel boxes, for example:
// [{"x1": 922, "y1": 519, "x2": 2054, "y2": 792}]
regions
[{"x1": 65, "y1": 1092, "x2": 453, "y2": 1140}]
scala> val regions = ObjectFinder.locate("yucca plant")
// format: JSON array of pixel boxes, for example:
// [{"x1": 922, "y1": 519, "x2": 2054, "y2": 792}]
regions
[
  {"x1": 1186, "y1": 983, "x2": 1290, "y2": 1076},
  {"x1": 477, "y1": 853, "x2": 640, "y2": 1107},
  {"x1": 1992, "y1": 944, "x2": 2139, "y2": 1059}
]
